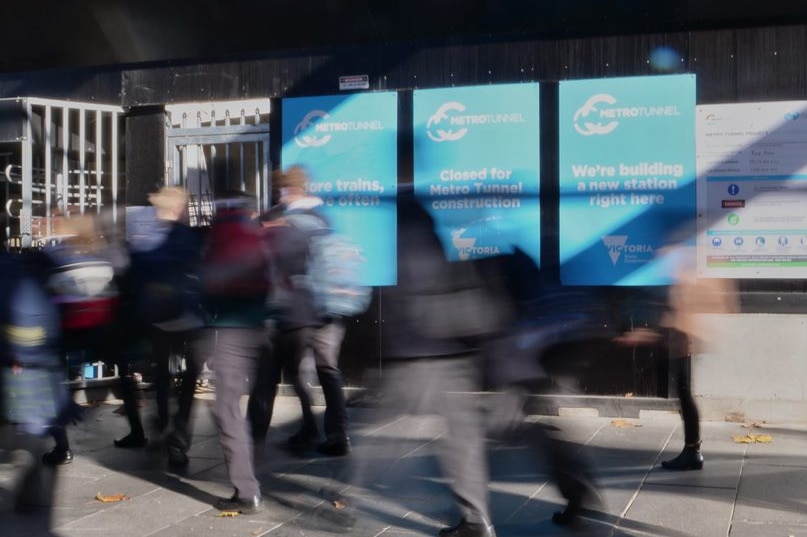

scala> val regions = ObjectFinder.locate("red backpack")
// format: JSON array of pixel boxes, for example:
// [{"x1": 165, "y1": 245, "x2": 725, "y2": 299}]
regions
[{"x1": 200, "y1": 210, "x2": 270, "y2": 298}]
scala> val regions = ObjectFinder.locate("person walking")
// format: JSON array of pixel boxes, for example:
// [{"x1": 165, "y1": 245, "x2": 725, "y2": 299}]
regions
[
  {"x1": 616, "y1": 244, "x2": 738, "y2": 471},
  {"x1": 127, "y1": 186, "x2": 205, "y2": 467},
  {"x1": 369, "y1": 193, "x2": 495, "y2": 537},
  {"x1": 249, "y1": 165, "x2": 354, "y2": 456},
  {"x1": 200, "y1": 192, "x2": 270, "y2": 513}
]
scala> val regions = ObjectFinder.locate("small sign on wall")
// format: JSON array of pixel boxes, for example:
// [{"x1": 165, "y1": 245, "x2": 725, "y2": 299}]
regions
[{"x1": 339, "y1": 75, "x2": 370, "y2": 91}]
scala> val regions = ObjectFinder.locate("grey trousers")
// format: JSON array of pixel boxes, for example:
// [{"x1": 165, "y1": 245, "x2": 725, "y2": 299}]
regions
[
  {"x1": 374, "y1": 355, "x2": 491, "y2": 526},
  {"x1": 207, "y1": 327, "x2": 264, "y2": 498}
]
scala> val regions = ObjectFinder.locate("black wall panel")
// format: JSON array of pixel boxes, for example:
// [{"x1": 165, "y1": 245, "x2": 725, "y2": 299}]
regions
[
  {"x1": 690, "y1": 30, "x2": 738, "y2": 103},
  {"x1": 6, "y1": 22, "x2": 807, "y2": 395},
  {"x1": 124, "y1": 107, "x2": 165, "y2": 207}
]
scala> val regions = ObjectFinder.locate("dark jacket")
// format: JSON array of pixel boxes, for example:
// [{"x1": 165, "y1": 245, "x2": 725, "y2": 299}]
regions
[
  {"x1": 381, "y1": 196, "x2": 475, "y2": 359},
  {"x1": 128, "y1": 220, "x2": 204, "y2": 327},
  {"x1": 0, "y1": 251, "x2": 66, "y2": 433},
  {"x1": 263, "y1": 203, "x2": 324, "y2": 330}
]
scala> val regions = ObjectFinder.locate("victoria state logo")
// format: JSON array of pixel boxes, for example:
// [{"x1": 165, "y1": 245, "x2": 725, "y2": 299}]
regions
[
  {"x1": 426, "y1": 102, "x2": 468, "y2": 142},
  {"x1": 293, "y1": 110, "x2": 332, "y2": 148},
  {"x1": 450, "y1": 217, "x2": 504, "y2": 260},
  {"x1": 574, "y1": 94, "x2": 619, "y2": 136},
  {"x1": 602, "y1": 235, "x2": 654, "y2": 265}
]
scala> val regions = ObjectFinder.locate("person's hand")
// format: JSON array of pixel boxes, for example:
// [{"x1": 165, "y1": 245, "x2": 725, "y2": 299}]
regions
[{"x1": 614, "y1": 327, "x2": 662, "y2": 346}]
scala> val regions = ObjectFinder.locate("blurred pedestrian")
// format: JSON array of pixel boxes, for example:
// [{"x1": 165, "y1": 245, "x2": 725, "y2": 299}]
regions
[
  {"x1": 249, "y1": 165, "x2": 360, "y2": 457},
  {"x1": 200, "y1": 191, "x2": 270, "y2": 513},
  {"x1": 0, "y1": 247, "x2": 67, "y2": 515},
  {"x1": 616, "y1": 244, "x2": 738, "y2": 470},
  {"x1": 364, "y1": 194, "x2": 497, "y2": 537},
  {"x1": 481, "y1": 249, "x2": 603, "y2": 526},
  {"x1": 127, "y1": 186, "x2": 205, "y2": 467},
  {"x1": 40, "y1": 213, "x2": 121, "y2": 461}
]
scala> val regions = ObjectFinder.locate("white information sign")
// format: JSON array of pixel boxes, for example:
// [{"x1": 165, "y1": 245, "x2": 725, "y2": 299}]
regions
[
  {"x1": 697, "y1": 101, "x2": 807, "y2": 278},
  {"x1": 339, "y1": 75, "x2": 370, "y2": 91}
]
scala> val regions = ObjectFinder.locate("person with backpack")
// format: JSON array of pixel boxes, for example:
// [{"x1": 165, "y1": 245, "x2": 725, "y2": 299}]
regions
[
  {"x1": 40, "y1": 212, "x2": 123, "y2": 462},
  {"x1": 200, "y1": 191, "x2": 270, "y2": 514},
  {"x1": 127, "y1": 186, "x2": 205, "y2": 466},
  {"x1": 249, "y1": 165, "x2": 369, "y2": 457},
  {"x1": 0, "y1": 247, "x2": 70, "y2": 515}
]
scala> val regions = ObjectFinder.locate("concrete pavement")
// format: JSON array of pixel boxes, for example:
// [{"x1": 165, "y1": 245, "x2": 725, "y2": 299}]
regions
[{"x1": 5, "y1": 389, "x2": 807, "y2": 537}]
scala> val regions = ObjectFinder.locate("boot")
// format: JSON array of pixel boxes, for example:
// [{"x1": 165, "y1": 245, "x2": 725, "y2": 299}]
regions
[{"x1": 661, "y1": 442, "x2": 703, "y2": 471}]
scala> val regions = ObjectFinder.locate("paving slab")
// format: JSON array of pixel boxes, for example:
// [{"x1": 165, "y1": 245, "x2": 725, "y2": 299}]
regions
[
  {"x1": 4, "y1": 392, "x2": 807, "y2": 537},
  {"x1": 733, "y1": 464, "x2": 807, "y2": 524}
]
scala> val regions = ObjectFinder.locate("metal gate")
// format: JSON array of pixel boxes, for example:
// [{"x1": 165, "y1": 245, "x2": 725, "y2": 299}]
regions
[
  {"x1": 0, "y1": 97, "x2": 124, "y2": 249},
  {"x1": 165, "y1": 99, "x2": 271, "y2": 225}
]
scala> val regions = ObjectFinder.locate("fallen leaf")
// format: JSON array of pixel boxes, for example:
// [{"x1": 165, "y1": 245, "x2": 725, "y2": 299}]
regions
[
  {"x1": 333, "y1": 499, "x2": 348, "y2": 510},
  {"x1": 624, "y1": 392, "x2": 634, "y2": 398},
  {"x1": 217, "y1": 510, "x2": 240, "y2": 517},
  {"x1": 610, "y1": 419, "x2": 642, "y2": 428},
  {"x1": 741, "y1": 421, "x2": 766, "y2": 429},
  {"x1": 724, "y1": 412, "x2": 746, "y2": 423},
  {"x1": 95, "y1": 492, "x2": 130, "y2": 503},
  {"x1": 732, "y1": 434, "x2": 773, "y2": 444}
]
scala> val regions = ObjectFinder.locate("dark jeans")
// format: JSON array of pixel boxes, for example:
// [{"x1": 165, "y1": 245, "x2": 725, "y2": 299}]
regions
[
  {"x1": 246, "y1": 336, "x2": 279, "y2": 442},
  {"x1": 248, "y1": 322, "x2": 347, "y2": 442},
  {"x1": 673, "y1": 353, "x2": 700, "y2": 445},
  {"x1": 151, "y1": 328, "x2": 202, "y2": 441}
]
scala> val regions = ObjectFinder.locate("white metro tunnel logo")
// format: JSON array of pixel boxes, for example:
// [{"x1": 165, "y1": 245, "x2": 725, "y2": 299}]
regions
[
  {"x1": 426, "y1": 101, "x2": 527, "y2": 142},
  {"x1": 427, "y1": 102, "x2": 469, "y2": 142},
  {"x1": 573, "y1": 93, "x2": 682, "y2": 136},
  {"x1": 294, "y1": 109, "x2": 385, "y2": 148},
  {"x1": 294, "y1": 110, "x2": 332, "y2": 148},
  {"x1": 574, "y1": 94, "x2": 619, "y2": 136}
]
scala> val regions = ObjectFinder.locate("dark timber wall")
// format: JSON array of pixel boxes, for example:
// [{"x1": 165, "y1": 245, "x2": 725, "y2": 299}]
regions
[{"x1": 2, "y1": 23, "x2": 807, "y2": 395}]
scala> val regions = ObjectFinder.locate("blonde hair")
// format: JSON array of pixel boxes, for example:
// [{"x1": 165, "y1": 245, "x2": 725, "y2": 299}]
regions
[
  {"x1": 59, "y1": 213, "x2": 105, "y2": 253},
  {"x1": 148, "y1": 186, "x2": 189, "y2": 220},
  {"x1": 277, "y1": 165, "x2": 311, "y2": 190}
]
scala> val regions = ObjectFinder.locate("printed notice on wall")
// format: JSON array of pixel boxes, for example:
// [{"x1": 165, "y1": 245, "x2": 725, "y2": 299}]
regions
[
  {"x1": 413, "y1": 83, "x2": 541, "y2": 266},
  {"x1": 558, "y1": 74, "x2": 697, "y2": 286},
  {"x1": 282, "y1": 92, "x2": 398, "y2": 286},
  {"x1": 697, "y1": 102, "x2": 807, "y2": 278}
]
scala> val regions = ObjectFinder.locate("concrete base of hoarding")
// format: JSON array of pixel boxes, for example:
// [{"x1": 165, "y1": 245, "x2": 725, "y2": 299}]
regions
[
  {"x1": 66, "y1": 312, "x2": 807, "y2": 424},
  {"x1": 692, "y1": 313, "x2": 807, "y2": 424}
]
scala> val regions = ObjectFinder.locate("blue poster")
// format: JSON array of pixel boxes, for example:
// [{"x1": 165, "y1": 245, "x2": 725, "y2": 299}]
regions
[
  {"x1": 413, "y1": 84, "x2": 541, "y2": 266},
  {"x1": 558, "y1": 74, "x2": 696, "y2": 285},
  {"x1": 282, "y1": 93, "x2": 398, "y2": 286}
]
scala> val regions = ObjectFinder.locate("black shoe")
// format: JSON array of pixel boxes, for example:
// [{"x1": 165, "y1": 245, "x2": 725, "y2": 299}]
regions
[
  {"x1": 215, "y1": 493, "x2": 263, "y2": 514},
  {"x1": 149, "y1": 416, "x2": 169, "y2": 434},
  {"x1": 166, "y1": 431, "x2": 190, "y2": 467},
  {"x1": 661, "y1": 444, "x2": 704, "y2": 471},
  {"x1": 317, "y1": 437, "x2": 351, "y2": 457},
  {"x1": 438, "y1": 519, "x2": 496, "y2": 537},
  {"x1": 114, "y1": 434, "x2": 147, "y2": 449},
  {"x1": 552, "y1": 503, "x2": 581, "y2": 526},
  {"x1": 552, "y1": 473, "x2": 600, "y2": 527},
  {"x1": 42, "y1": 448, "x2": 73, "y2": 466},
  {"x1": 287, "y1": 427, "x2": 320, "y2": 452},
  {"x1": 167, "y1": 445, "x2": 189, "y2": 468}
]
